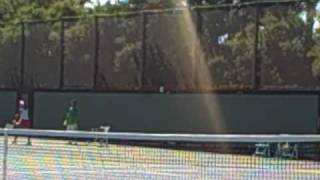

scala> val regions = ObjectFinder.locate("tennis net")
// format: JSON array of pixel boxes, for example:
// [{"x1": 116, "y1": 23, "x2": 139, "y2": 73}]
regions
[{"x1": 0, "y1": 129, "x2": 319, "y2": 179}]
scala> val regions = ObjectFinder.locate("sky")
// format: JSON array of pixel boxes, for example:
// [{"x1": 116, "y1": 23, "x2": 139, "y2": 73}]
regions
[
  {"x1": 93, "y1": 0, "x2": 118, "y2": 4},
  {"x1": 85, "y1": 0, "x2": 129, "y2": 8},
  {"x1": 93, "y1": 0, "x2": 125, "y2": 5},
  {"x1": 85, "y1": 0, "x2": 113, "y2": 8}
]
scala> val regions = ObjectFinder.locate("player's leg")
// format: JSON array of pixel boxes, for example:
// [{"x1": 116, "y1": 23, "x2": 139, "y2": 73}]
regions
[
  {"x1": 72, "y1": 124, "x2": 78, "y2": 145},
  {"x1": 27, "y1": 121, "x2": 32, "y2": 145},
  {"x1": 66, "y1": 124, "x2": 78, "y2": 145},
  {"x1": 67, "y1": 125, "x2": 72, "y2": 144},
  {"x1": 12, "y1": 136, "x2": 17, "y2": 144},
  {"x1": 22, "y1": 120, "x2": 32, "y2": 145},
  {"x1": 12, "y1": 123, "x2": 19, "y2": 144},
  {"x1": 26, "y1": 137, "x2": 31, "y2": 145}
]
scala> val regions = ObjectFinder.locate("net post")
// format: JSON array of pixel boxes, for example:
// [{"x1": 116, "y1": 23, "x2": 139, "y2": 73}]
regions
[{"x1": 2, "y1": 128, "x2": 8, "y2": 180}]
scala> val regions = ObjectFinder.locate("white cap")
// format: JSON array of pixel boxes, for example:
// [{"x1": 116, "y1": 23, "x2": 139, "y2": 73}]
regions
[
  {"x1": 19, "y1": 100, "x2": 25, "y2": 106},
  {"x1": 159, "y1": 86, "x2": 165, "y2": 93}
]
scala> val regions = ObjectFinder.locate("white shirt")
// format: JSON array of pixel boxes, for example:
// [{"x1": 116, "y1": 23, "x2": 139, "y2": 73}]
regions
[{"x1": 19, "y1": 108, "x2": 30, "y2": 120}]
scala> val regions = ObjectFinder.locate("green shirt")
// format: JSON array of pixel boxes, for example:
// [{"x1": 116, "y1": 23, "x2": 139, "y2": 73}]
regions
[{"x1": 65, "y1": 107, "x2": 79, "y2": 125}]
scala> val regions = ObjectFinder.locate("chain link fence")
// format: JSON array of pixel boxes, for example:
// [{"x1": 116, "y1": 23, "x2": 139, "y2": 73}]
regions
[{"x1": 0, "y1": 0, "x2": 319, "y2": 92}]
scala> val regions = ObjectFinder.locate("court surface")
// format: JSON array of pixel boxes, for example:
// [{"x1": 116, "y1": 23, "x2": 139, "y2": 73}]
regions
[{"x1": 0, "y1": 137, "x2": 319, "y2": 180}]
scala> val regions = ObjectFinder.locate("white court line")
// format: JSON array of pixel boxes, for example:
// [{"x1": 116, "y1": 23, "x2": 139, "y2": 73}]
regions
[{"x1": 5, "y1": 164, "x2": 320, "y2": 178}]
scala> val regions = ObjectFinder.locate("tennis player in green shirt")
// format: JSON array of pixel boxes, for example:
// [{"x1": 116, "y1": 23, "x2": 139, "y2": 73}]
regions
[{"x1": 63, "y1": 99, "x2": 79, "y2": 145}]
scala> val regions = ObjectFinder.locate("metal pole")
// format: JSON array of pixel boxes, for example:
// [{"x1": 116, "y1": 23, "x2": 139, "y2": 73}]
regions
[
  {"x1": 318, "y1": 95, "x2": 320, "y2": 134},
  {"x1": 20, "y1": 22, "x2": 25, "y2": 90},
  {"x1": 141, "y1": 12, "x2": 147, "y2": 90},
  {"x1": 195, "y1": 8, "x2": 202, "y2": 90},
  {"x1": 3, "y1": 129, "x2": 8, "y2": 180},
  {"x1": 59, "y1": 19, "x2": 65, "y2": 89},
  {"x1": 253, "y1": 4, "x2": 261, "y2": 90},
  {"x1": 93, "y1": 16, "x2": 100, "y2": 89}
]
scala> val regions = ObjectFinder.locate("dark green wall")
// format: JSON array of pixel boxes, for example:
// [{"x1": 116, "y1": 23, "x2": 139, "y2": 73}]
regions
[
  {"x1": 33, "y1": 93, "x2": 318, "y2": 134},
  {"x1": 0, "y1": 92, "x2": 16, "y2": 126}
]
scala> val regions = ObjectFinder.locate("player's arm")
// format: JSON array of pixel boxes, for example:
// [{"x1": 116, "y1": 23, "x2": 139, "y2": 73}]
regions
[
  {"x1": 12, "y1": 113, "x2": 20, "y2": 125},
  {"x1": 63, "y1": 109, "x2": 70, "y2": 126},
  {"x1": 15, "y1": 118, "x2": 22, "y2": 125}
]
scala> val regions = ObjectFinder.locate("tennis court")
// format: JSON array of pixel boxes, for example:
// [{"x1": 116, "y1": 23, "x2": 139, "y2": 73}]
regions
[{"x1": 1, "y1": 135, "x2": 320, "y2": 180}]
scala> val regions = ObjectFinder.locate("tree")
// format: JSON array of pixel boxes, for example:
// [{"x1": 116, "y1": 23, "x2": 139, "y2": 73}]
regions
[
  {"x1": 201, "y1": 0, "x2": 320, "y2": 89},
  {"x1": 0, "y1": 0, "x2": 92, "y2": 42},
  {"x1": 0, "y1": 0, "x2": 92, "y2": 88}
]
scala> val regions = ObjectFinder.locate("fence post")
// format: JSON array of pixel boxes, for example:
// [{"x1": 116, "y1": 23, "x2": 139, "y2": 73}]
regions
[
  {"x1": 2, "y1": 128, "x2": 8, "y2": 180},
  {"x1": 253, "y1": 4, "x2": 261, "y2": 90},
  {"x1": 59, "y1": 19, "x2": 65, "y2": 89},
  {"x1": 318, "y1": 95, "x2": 320, "y2": 134},
  {"x1": 93, "y1": 16, "x2": 100, "y2": 89},
  {"x1": 20, "y1": 22, "x2": 25, "y2": 90},
  {"x1": 194, "y1": 7, "x2": 202, "y2": 91},
  {"x1": 141, "y1": 12, "x2": 147, "y2": 91}
]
